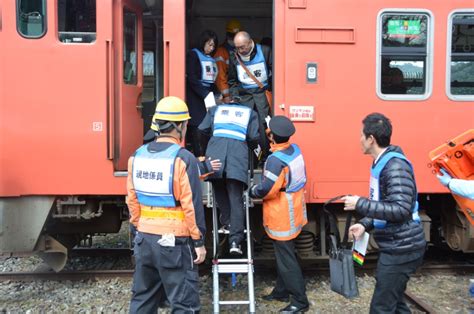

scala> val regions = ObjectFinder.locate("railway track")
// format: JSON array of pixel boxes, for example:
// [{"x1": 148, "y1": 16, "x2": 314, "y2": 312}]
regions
[
  {"x1": 404, "y1": 290, "x2": 437, "y2": 314},
  {"x1": 1, "y1": 262, "x2": 473, "y2": 282}
]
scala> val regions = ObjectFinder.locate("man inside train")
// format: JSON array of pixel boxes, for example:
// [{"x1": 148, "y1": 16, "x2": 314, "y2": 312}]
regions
[
  {"x1": 342, "y1": 113, "x2": 426, "y2": 313},
  {"x1": 228, "y1": 31, "x2": 272, "y2": 165},
  {"x1": 214, "y1": 19, "x2": 242, "y2": 104}
]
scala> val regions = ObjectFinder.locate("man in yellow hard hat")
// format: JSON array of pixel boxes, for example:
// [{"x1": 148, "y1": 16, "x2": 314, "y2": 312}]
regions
[
  {"x1": 214, "y1": 19, "x2": 242, "y2": 103},
  {"x1": 127, "y1": 96, "x2": 207, "y2": 313}
]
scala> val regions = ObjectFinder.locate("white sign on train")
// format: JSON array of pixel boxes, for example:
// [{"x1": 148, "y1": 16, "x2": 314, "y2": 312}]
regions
[{"x1": 289, "y1": 105, "x2": 314, "y2": 122}]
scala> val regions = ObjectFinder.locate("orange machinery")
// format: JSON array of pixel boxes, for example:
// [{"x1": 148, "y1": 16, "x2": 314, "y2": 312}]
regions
[{"x1": 429, "y1": 130, "x2": 474, "y2": 225}]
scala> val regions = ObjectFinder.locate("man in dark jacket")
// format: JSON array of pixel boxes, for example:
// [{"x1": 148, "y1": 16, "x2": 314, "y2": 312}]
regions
[
  {"x1": 228, "y1": 31, "x2": 272, "y2": 163},
  {"x1": 342, "y1": 112, "x2": 426, "y2": 314},
  {"x1": 199, "y1": 102, "x2": 260, "y2": 254}
]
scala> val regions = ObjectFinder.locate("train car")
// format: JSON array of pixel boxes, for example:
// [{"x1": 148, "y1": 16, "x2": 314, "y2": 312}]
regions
[{"x1": 0, "y1": 0, "x2": 473, "y2": 270}]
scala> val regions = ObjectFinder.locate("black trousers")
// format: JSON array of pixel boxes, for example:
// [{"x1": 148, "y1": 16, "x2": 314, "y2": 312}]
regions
[
  {"x1": 212, "y1": 178, "x2": 245, "y2": 245},
  {"x1": 271, "y1": 240, "x2": 309, "y2": 308},
  {"x1": 186, "y1": 125, "x2": 208, "y2": 157},
  {"x1": 370, "y1": 253, "x2": 424, "y2": 314},
  {"x1": 130, "y1": 233, "x2": 200, "y2": 314}
]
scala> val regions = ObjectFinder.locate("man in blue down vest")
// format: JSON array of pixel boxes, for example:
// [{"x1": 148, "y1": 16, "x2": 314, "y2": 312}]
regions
[{"x1": 342, "y1": 113, "x2": 426, "y2": 314}]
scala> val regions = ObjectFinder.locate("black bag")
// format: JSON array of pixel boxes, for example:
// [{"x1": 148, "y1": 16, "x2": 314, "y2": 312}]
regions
[{"x1": 324, "y1": 196, "x2": 359, "y2": 299}]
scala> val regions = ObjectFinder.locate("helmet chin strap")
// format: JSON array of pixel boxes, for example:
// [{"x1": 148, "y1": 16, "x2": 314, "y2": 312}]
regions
[{"x1": 169, "y1": 121, "x2": 185, "y2": 142}]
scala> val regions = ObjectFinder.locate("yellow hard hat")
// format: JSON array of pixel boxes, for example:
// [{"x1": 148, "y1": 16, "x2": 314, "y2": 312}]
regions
[
  {"x1": 226, "y1": 19, "x2": 241, "y2": 34},
  {"x1": 154, "y1": 96, "x2": 191, "y2": 122},
  {"x1": 150, "y1": 113, "x2": 159, "y2": 131}
]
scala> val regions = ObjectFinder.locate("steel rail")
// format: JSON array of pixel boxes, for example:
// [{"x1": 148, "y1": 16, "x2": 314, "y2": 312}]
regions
[{"x1": 404, "y1": 290, "x2": 437, "y2": 313}]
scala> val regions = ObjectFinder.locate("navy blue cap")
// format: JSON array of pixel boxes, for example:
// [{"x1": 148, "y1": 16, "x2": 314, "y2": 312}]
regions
[{"x1": 269, "y1": 115, "x2": 295, "y2": 138}]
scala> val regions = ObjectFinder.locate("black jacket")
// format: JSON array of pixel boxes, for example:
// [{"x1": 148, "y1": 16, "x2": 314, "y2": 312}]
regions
[
  {"x1": 356, "y1": 145, "x2": 426, "y2": 257},
  {"x1": 198, "y1": 103, "x2": 260, "y2": 186},
  {"x1": 186, "y1": 49, "x2": 214, "y2": 126}
]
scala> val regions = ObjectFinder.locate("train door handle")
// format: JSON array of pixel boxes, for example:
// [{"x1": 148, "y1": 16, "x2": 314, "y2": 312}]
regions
[{"x1": 106, "y1": 39, "x2": 115, "y2": 160}]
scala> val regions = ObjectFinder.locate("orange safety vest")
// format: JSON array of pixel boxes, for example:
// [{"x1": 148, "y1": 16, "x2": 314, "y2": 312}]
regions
[
  {"x1": 214, "y1": 44, "x2": 231, "y2": 97},
  {"x1": 262, "y1": 144, "x2": 308, "y2": 241},
  {"x1": 263, "y1": 143, "x2": 308, "y2": 241}
]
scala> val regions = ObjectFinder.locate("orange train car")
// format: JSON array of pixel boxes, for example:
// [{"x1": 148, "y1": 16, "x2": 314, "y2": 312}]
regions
[{"x1": 0, "y1": 0, "x2": 473, "y2": 270}]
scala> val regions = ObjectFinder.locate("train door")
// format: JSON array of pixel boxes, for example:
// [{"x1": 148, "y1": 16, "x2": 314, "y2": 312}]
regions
[{"x1": 113, "y1": 0, "x2": 143, "y2": 170}]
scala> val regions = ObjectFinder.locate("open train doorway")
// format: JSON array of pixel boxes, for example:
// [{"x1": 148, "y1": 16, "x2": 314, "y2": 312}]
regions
[
  {"x1": 139, "y1": 0, "x2": 273, "y2": 136},
  {"x1": 185, "y1": 0, "x2": 274, "y2": 105}
]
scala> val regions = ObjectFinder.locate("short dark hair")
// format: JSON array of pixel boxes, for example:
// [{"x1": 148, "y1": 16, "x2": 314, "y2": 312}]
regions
[
  {"x1": 197, "y1": 30, "x2": 218, "y2": 55},
  {"x1": 362, "y1": 113, "x2": 392, "y2": 147},
  {"x1": 272, "y1": 134, "x2": 289, "y2": 144}
]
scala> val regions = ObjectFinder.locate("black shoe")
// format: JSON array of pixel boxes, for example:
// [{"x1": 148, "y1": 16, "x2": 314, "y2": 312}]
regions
[
  {"x1": 229, "y1": 242, "x2": 242, "y2": 255},
  {"x1": 262, "y1": 294, "x2": 290, "y2": 303},
  {"x1": 279, "y1": 304, "x2": 309, "y2": 313}
]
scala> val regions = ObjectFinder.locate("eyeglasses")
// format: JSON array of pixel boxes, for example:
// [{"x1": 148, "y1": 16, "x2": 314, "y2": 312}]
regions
[{"x1": 235, "y1": 41, "x2": 251, "y2": 52}]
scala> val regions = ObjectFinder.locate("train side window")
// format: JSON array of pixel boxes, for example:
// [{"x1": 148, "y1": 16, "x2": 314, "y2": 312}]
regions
[
  {"x1": 376, "y1": 11, "x2": 433, "y2": 100},
  {"x1": 447, "y1": 11, "x2": 474, "y2": 101},
  {"x1": 123, "y1": 9, "x2": 137, "y2": 85},
  {"x1": 143, "y1": 51, "x2": 155, "y2": 102},
  {"x1": 16, "y1": 0, "x2": 47, "y2": 38},
  {"x1": 58, "y1": 0, "x2": 96, "y2": 44}
]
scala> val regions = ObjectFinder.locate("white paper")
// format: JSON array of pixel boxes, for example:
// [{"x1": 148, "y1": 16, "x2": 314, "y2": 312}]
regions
[
  {"x1": 204, "y1": 92, "x2": 216, "y2": 110},
  {"x1": 253, "y1": 144, "x2": 262, "y2": 159},
  {"x1": 157, "y1": 233, "x2": 175, "y2": 247},
  {"x1": 353, "y1": 232, "x2": 369, "y2": 255}
]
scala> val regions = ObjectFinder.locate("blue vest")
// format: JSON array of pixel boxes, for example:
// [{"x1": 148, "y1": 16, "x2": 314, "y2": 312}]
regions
[
  {"x1": 236, "y1": 44, "x2": 269, "y2": 89},
  {"x1": 213, "y1": 104, "x2": 251, "y2": 141},
  {"x1": 193, "y1": 48, "x2": 218, "y2": 87},
  {"x1": 132, "y1": 143, "x2": 181, "y2": 207},
  {"x1": 370, "y1": 152, "x2": 421, "y2": 229},
  {"x1": 272, "y1": 144, "x2": 307, "y2": 193}
]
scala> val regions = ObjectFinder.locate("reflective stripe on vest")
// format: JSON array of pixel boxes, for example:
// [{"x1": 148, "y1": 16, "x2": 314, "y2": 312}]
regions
[
  {"x1": 132, "y1": 143, "x2": 181, "y2": 207},
  {"x1": 140, "y1": 208, "x2": 185, "y2": 220},
  {"x1": 236, "y1": 44, "x2": 268, "y2": 89},
  {"x1": 265, "y1": 193, "x2": 307, "y2": 239},
  {"x1": 272, "y1": 144, "x2": 307, "y2": 193},
  {"x1": 193, "y1": 48, "x2": 218, "y2": 87},
  {"x1": 370, "y1": 152, "x2": 421, "y2": 229},
  {"x1": 213, "y1": 104, "x2": 251, "y2": 141}
]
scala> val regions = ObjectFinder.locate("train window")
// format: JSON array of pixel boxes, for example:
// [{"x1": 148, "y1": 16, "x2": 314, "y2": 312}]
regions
[
  {"x1": 447, "y1": 12, "x2": 474, "y2": 101},
  {"x1": 16, "y1": 0, "x2": 47, "y2": 38},
  {"x1": 143, "y1": 51, "x2": 155, "y2": 102},
  {"x1": 58, "y1": 0, "x2": 96, "y2": 44},
  {"x1": 123, "y1": 9, "x2": 137, "y2": 85},
  {"x1": 377, "y1": 11, "x2": 433, "y2": 100}
]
